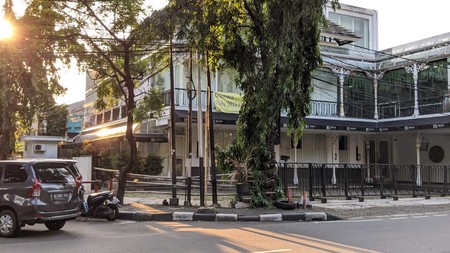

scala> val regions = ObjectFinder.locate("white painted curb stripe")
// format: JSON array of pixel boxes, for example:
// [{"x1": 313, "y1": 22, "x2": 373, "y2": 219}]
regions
[
  {"x1": 305, "y1": 212, "x2": 327, "y2": 221},
  {"x1": 260, "y1": 214, "x2": 282, "y2": 222},
  {"x1": 173, "y1": 212, "x2": 194, "y2": 221}
]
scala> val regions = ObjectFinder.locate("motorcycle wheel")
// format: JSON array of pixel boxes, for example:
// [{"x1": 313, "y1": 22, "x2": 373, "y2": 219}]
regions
[{"x1": 106, "y1": 204, "x2": 119, "y2": 221}]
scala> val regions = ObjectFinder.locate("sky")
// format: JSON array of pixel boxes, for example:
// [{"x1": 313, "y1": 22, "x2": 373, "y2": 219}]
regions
[
  {"x1": 339, "y1": 0, "x2": 450, "y2": 49},
  {"x1": 6, "y1": 1, "x2": 450, "y2": 105}
]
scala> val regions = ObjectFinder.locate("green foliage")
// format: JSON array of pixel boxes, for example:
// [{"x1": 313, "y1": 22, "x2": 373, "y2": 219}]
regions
[
  {"x1": 170, "y1": 0, "x2": 338, "y2": 206},
  {"x1": 79, "y1": 141, "x2": 99, "y2": 156},
  {"x1": 44, "y1": 105, "x2": 69, "y2": 136},
  {"x1": 215, "y1": 146, "x2": 234, "y2": 174},
  {"x1": 97, "y1": 149, "x2": 128, "y2": 170},
  {"x1": 110, "y1": 153, "x2": 130, "y2": 170},
  {"x1": 142, "y1": 154, "x2": 164, "y2": 175},
  {"x1": 40, "y1": 0, "x2": 171, "y2": 201},
  {"x1": 0, "y1": 0, "x2": 71, "y2": 158},
  {"x1": 134, "y1": 87, "x2": 165, "y2": 122},
  {"x1": 249, "y1": 170, "x2": 272, "y2": 208},
  {"x1": 99, "y1": 150, "x2": 164, "y2": 175}
]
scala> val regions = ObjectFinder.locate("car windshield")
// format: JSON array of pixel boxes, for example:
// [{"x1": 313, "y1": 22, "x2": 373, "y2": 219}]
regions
[{"x1": 32, "y1": 163, "x2": 76, "y2": 184}]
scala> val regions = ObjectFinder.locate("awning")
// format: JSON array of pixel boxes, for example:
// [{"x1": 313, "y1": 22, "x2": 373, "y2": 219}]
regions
[
  {"x1": 73, "y1": 124, "x2": 168, "y2": 143},
  {"x1": 175, "y1": 110, "x2": 239, "y2": 125}
]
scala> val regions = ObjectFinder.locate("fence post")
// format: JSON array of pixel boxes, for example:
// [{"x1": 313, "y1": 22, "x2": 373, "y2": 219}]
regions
[
  {"x1": 393, "y1": 165, "x2": 398, "y2": 196},
  {"x1": 186, "y1": 177, "x2": 192, "y2": 206},
  {"x1": 283, "y1": 163, "x2": 288, "y2": 196},
  {"x1": 412, "y1": 165, "x2": 417, "y2": 197},
  {"x1": 309, "y1": 163, "x2": 313, "y2": 200},
  {"x1": 344, "y1": 164, "x2": 349, "y2": 200},
  {"x1": 427, "y1": 166, "x2": 432, "y2": 196},
  {"x1": 444, "y1": 166, "x2": 448, "y2": 197},
  {"x1": 321, "y1": 164, "x2": 326, "y2": 197},
  {"x1": 380, "y1": 165, "x2": 385, "y2": 198},
  {"x1": 360, "y1": 165, "x2": 365, "y2": 197}
]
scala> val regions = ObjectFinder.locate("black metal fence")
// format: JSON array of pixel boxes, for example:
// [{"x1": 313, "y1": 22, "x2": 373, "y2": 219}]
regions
[{"x1": 278, "y1": 163, "x2": 450, "y2": 200}]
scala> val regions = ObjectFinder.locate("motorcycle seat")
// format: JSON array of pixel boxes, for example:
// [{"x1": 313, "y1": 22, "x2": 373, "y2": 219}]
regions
[{"x1": 87, "y1": 191, "x2": 112, "y2": 202}]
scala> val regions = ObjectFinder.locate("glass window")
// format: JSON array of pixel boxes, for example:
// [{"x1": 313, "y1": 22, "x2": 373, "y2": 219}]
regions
[
  {"x1": 33, "y1": 164, "x2": 75, "y2": 184},
  {"x1": 4, "y1": 165, "x2": 28, "y2": 183},
  {"x1": 328, "y1": 13, "x2": 370, "y2": 49}
]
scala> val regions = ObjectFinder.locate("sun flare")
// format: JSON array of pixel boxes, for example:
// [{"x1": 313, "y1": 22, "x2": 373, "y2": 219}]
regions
[{"x1": 0, "y1": 19, "x2": 13, "y2": 40}]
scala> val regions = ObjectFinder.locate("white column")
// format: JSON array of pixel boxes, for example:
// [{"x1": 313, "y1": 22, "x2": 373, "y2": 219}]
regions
[
  {"x1": 365, "y1": 140, "x2": 371, "y2": 183},
  {"x1": 328, "y1": 134, "x2": 339, "y2": 185},
  {"x1": 332, "y1": 68, "x2": 351, "y2": 117},
  {"x1": 366, "y1": 72, "x2": 384, "y2": 120},
  {"x1": 415, "y1": 133, "x2": 422, "y2": 186},
  {"x1": 293, "y1": 139, "x2": 298, "y2": 185},
  {"x1": 405, "y1": 63, "x2": 427, "y2": 117}
]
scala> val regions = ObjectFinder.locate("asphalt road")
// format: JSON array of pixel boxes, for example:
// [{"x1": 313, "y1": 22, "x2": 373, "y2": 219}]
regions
[{"x1": 2, "y1": 213, "x2": 450, "y2": 253}]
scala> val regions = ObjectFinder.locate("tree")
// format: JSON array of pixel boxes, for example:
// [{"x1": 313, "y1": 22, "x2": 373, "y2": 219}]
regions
[
  {"x1": 44, "y1": 105, "x2": 69, "y2": 136},
  {"x1": 170, "y1": 0, "x2": 339, "y2": 206},
  {"x1": 44, "y1": 0, "x2": 166, "y2": 202},
  {"x1": 0, "y1": 0, "x2": 69, "y2": 159}
]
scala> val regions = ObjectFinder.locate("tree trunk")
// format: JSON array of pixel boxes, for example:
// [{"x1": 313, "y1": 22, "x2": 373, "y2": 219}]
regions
[
  {"x1": 116, "y1": 117, "x2": 136, "y2": 203},
  {"x1": 116, "y1": 60, "x2": 136, "y2": 203}
]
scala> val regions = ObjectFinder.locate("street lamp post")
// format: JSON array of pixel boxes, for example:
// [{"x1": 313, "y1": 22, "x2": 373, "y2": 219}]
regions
[{"x1": 169, "y1": 40, "x2": 178, "y2": 206}]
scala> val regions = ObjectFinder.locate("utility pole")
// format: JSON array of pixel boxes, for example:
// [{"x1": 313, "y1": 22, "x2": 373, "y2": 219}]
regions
[
  {"x1": 185, "y1": 52, "x2": 194, "y2": 206},
  {"x1": 197, "y1": 53, "x2": 205, "y2": 206},
  {"x1": 169, "y1": 40, "x2": 178, "y2": 206},
  {"x1": 206, "y1": 55, "x2": 217, "y2": 205}
]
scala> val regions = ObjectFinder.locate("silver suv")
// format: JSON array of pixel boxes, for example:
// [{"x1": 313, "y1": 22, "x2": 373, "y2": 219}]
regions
[{"x1": 0, "y1": 159, "x2": 82, "y2": 237}]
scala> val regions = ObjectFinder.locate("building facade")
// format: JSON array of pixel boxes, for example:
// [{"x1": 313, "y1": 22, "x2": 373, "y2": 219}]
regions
[{"x1": 72, "y1": 3, "x2": 450, "y2": 178}]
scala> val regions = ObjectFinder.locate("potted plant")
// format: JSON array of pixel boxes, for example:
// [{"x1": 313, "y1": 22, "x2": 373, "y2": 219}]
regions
[{"x1": 226, "y1": 147, "x2": 258, "y2": 197}]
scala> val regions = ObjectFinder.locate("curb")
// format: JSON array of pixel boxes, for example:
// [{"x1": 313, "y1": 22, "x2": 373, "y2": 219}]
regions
[{"x1": 118, "y1": 211, "x2": 337, "y2": 222}]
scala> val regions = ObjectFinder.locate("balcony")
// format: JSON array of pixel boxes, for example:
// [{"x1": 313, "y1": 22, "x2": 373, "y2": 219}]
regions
[
  {"x1": 86, "y1": 90, "x2": 450, "y2": 129},
  {"x1": 164, "y1": 88, "x2": 450, "y2": 120}
]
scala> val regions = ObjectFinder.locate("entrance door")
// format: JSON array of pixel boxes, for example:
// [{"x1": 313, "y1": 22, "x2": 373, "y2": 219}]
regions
[{"x1": 379, "y1": 141, "x2": 389, "y2": 164}]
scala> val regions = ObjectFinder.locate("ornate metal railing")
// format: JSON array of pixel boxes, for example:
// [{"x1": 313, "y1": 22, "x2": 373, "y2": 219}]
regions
[
  {"x1": 163, "y1": 89, "x2": 449, "y2": 120},
  {"x1": 278, "y1": 163, "x2": 450, "y2": 200}
]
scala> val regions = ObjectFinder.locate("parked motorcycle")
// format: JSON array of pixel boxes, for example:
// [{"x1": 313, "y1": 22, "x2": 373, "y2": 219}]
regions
[{"x1": 80, "y1": 189, "x2": 120, "y2": 221}]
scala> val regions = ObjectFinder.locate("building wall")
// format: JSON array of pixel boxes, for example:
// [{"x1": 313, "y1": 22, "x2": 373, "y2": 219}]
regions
[
  {"x1": 393, "y1": 134, "x2": 450, "y2": 165},
  {"x1": 24, "y1": 141, "x2": 59, "y2": 159},
  {"x1": 326, "y1": 3, "x2": 378, "y2": 50}
]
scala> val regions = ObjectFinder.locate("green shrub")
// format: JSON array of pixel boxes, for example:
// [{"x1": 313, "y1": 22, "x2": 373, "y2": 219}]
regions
[
  {"x1": 130, "y1": 155, "x2": 146, "y2": 174},
  {"x1": 143, "y1": 155, "x2": 164, "y2": 175},
  {"x1": 97, "y1": 151, "x2": 163, "y2": 175},
  {"x1": 110, "y1": 152, "x2": 129, "y2": 170}
]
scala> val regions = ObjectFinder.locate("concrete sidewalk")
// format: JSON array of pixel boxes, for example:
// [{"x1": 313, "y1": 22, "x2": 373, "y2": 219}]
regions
[
  {"x1": 115, "y1": 195, "x2": 450, "y2": 222},
  {"x1": 313, "y1": 196, "x2": 450, "y2": 210}
]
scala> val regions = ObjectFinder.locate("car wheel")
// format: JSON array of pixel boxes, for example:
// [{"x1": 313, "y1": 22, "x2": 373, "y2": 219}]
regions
[
  {"x1": 44, "y1": 220, "x2": 66, "y2": 231},
  {"x1": 106, "y1": 204, "x2": 119, "y2": 221},
  {"x1": 0, "y1": 210, "x2": 19, "y2": 238}
]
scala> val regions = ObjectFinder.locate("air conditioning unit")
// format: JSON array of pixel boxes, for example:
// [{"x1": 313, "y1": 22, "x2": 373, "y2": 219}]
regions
[{"x1": 33, "y1": 144, "x2": 46, "y2": 152}]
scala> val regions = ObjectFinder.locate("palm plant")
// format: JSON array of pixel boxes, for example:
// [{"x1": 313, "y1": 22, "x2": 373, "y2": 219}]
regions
[{"x1": 226, "y1": 146, "x2": 259, "y2": 183}]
